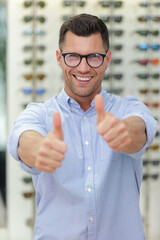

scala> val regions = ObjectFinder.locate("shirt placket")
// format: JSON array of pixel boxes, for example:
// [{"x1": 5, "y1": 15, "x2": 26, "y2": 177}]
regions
[{"x1": 81, "y1": 114, "x2": 96, "y2": 240}]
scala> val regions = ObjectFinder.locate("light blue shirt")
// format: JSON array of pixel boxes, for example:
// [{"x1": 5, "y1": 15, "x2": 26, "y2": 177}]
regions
[{"x1": 8, "y1": 89, "x2": 157, "y2": 240}]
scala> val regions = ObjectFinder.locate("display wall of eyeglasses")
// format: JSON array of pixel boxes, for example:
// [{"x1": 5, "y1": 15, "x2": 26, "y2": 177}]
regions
[{"x1": 7, "y1": 0, "x2": 160, "y2": 239}]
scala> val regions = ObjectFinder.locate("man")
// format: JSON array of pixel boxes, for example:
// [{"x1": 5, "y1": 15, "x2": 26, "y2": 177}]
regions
[{"x1": 8, "y1": 14, "x2": 157, "y2": 240}]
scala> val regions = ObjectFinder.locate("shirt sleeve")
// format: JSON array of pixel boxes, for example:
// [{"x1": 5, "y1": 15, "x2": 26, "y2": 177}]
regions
[
  {"x1": 121, "y1": 96, "x2": 157, "y2": 159},
  {"x1": 8, "y1": 102, "x2": 48, "y2": 175}
]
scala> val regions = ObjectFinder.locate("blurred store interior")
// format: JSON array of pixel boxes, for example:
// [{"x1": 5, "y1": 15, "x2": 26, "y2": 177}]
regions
[{"x1": 0, "y1": 0, "x2": 160, "y2": 239}]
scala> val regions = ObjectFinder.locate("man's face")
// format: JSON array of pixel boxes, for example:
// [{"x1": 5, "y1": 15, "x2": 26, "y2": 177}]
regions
[{"x1": 56, "y1": 31, "x2": 111, "y2": 102}]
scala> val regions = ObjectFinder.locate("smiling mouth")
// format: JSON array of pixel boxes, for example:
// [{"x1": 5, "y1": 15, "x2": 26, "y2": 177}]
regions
[{"x1": 74, "y1": 75, "x2": 93, "y2": 81}]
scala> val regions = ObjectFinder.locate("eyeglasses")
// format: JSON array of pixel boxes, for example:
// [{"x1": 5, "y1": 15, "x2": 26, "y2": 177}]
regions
[
  {"x1": 62, "y1": 15, "x2": 73, "y2": 21},
  {"x1": 143, "y1": 173, "x2": 159, "y2": 181},
  {"x1": 22, "y1": 87, "x2": 46, "y2": 95},
  {"x1": 111, "y1": 58, "x2": 122, "y2": 64},
  {"x1": 139, "y1": 2, "x2": 160, "y2": 7},
  {"x1": 61, "y1": 52, "x2": 107, "y2": 68},
  {"x1": 24, "y1": 59, "x2": 44, "y2": 65},
  {"x1": 110, "y1": 44, "x2": 123, "y2": 51},
  {"x1": 138, "y1": 16, "x2": 160, "y2": 22},
  {"x1": 155, "y1": 131, "x2": 160, "y2": 137},
  {"x1": 134, "y1": 58, "x2": 159, "y2": 66},
  {"x1": 146, "y1": 144, "x2": 159, "y2": 151},
  {"x1": 100, "y1": 16, "x2": 123, "y2": 23},
  {"x1": 139, "y1": 89, "x2": 159, "y2": 94},
  {"x1": 23, "y1": 45, "x2": 46, "y2": 52},
  {"x1": 106, "y1": 88, "x2": 123, "y2": 94},
  {"x1": 23, "y1": 73, "x2": 46, "y2": 80},
  {"x1": 23, "y1": 16, "x2": 46, "y2": 23},
  {"x1": 23, "y1": 177, "x2": 32, "y2": 184},
  {"x1": 62, "y1": 1, "x2": 86, "y2": 7},
  {"x1": 109, "y1": 30, "x2": 124, "y2": 36},
  {"x1": 135, "y1": 30, "x2": 159, "y2": 36},
  {"x1": 23, "y1": 29, "x2": 46, "y2": 36},
  {"x1": 144, "y1": 102, "x2": 160, "y2": 108},
  {"x1": 136, "y1": 44, "x2": 160, "y2": 51},
  {"x1": 24, "y1": 1, "x2": 46, "y2": 8},
  {"x1": 143, "y1": 159, "x2": 160, "y2": 166},
  {"x1": 26, "y1": 218, "x2": 34, "y2": 228},
  {"x1": 136, "y1": 73, "x2": 160, "y2": 80},
  {"x1": 99, "y1": 1, "x2": 123, "y2": 8},
  {"x1": 104, "y1": 73, "x2": 123, "y2": 80},
  {"x1": 23, "y1": 191, "x2": 35, "y2": 199}
]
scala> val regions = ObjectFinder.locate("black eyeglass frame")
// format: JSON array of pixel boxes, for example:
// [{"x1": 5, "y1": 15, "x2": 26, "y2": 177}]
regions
[{"x1": 61, "y1": 52, "x2": 107, "y2": 68}]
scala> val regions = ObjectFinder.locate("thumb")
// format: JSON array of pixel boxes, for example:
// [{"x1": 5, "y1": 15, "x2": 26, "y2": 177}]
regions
[
  {"x1": 53, "y1": 112, "x2": 63, "y2": 140},
  {"x1": 95, "y1": 94, "x2": 105, "y2": 125}
]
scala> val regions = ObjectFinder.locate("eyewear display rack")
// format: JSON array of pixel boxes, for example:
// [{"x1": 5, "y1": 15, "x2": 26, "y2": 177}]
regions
[{"x1": 7, "y1": 0, "x2": 160, "y2": 239}]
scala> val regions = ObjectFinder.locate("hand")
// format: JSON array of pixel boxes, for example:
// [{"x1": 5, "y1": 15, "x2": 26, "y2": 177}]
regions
[
  {"x1": 35, "y1": 112, "x2": 67, "y2": 173},
  {"x1": 95, "y1": 95, "x2": 132, "y2": 152}
]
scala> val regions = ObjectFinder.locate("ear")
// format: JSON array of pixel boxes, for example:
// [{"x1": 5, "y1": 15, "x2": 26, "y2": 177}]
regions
[
  {"x1": 56, "y1": 50, "x2": 62, "y2": 68},
  {"x1": 105, "y1": 50, "x2": 111, "y2": 70}
]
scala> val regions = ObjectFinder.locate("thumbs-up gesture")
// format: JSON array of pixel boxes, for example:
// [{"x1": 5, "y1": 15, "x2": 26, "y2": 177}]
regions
[
  {"x1": 35, "y1": 112, "x2": 67, "y2": 173},
  {"x1": 95, "y1": 95, "x2": 132, "y2": 153}
]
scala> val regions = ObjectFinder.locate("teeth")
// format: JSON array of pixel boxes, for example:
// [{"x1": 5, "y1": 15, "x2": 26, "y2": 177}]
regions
[{"x1": 75, "y1": 76, "x2": 92, "y2": 81}]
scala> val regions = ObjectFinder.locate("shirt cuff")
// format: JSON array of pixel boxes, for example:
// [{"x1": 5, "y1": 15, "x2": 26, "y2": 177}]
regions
[
  {"x1": 8, "y1": 125, "x2": 47, "y2": 175},
  {"x1": 121, "y1": 112, "x2": 157, "y2": 159}
]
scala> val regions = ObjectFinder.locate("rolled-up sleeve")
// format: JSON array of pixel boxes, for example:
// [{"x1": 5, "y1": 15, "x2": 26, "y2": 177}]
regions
[
  {"x1": 121, "y1": 96, "x2": 157, "y2": 159},
  {"x1": 8, "y1": 103, "x2": 47, "y2": 175}
]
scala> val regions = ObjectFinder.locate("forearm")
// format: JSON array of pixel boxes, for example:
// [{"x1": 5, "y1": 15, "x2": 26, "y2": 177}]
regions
[
  {"x1": 18, "y1": 131, "x2": 44, "y2": 167},
  {"x1": 122, "y1": 116, "x2": 147, "y2": 154}
]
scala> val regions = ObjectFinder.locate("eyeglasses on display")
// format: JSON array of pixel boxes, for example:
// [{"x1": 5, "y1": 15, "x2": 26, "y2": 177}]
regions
[
  {"x1": 109, "y1": 30, "x2": 124, "y2": 36},
  {"x1": 62, "y1": 1, "x2": 86, "y2": 7},
  {"x1": 62, "y1": 15, "x2": 73, "y2": 21},
  {"x1": 106, "y1": 88, "x2": 123, "y2": 94},
  {"x1": 146, "y1": 144, "x2": 159, "y2": 151},
  {"x1": 104, "y1": 73, "x2": 123, "y2": 80},
  {"x1": 23, "y1": 191, "x2": 35, "y2": 199},
  {"x1": 134, "y1": 58, "x2": 159, "y2": 66},
  {"x1": 26, "y1": 218, "x2": 34, "y2": 228},
  {"x1": 143, "y1": 173, "x2": 159, "y2": 180},
  {"x1": 155, "y1": 131, "x2": 160, "y2": 137},
  {"x1": 23, "y1": 16, "x2": 46, "y2": 23},
  {"x1": 139, "y1": 2, "x2": 160, "y2": 7},
  {"x1": 99, "y1": 1, "x2": 123, "y2": 8},
  {"x1": 139, "y1": 89, "x2": 159, "y2": 94},
  {"x1": 22, "y1": 87, "x2": 46, "y2": 95},
  {"x1": 24, "y1": 1, "x2": 46, "y2": 8},
  {"x1": 23, "y1": 45, "x2": 46, "y2": 52},
  {"x1": 135, "y1": 30, "x2": 159, "y2": 36},
  {"x1": 23, "y1": 176, "x2": 32, "y2": 184},
  {"x1": 110, "y1": 44, "x2": 123, "y2": 51},
  {"x1": 138, "y1": 16, "x2": 160, "y2": 22},
  {"x1": 23, "y1": 29, "x2": 46, "y2": 35},
  {"x1": 136, "y1": 43, "x2": 160, "y2": 51},
  {"x1": 100, "y1": 15, "x2": 123, "y2": 23},
  {"x1": 61, "y1": 52, "x2": 107, "y2": 68},
  {"x1": 143, "y1": 159, "x2": 160, "y2": 166},
  {"x1": 136, "y1": 73, "x2": 160, "y2": 80},
  {"x1": 144, "y1": 102, "x2": 160, "y2": 108},
  {"x1": 111, "y1": 58, "x2": 122, "y2": 64},
  {"x1": 23, "y1": 73, "x2": 46, "y2": 80},
  {"x1": 24, "y1": 59, "x2": 44, "y2": 65}
]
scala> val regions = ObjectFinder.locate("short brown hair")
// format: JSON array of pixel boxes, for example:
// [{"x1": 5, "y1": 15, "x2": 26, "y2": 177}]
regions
[{"x1": 59, "y1": 13, "x2": 109, "y2": 52}]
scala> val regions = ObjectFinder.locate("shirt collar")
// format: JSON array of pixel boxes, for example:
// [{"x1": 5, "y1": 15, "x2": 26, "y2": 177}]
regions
[{"x1": 57, "y1": 88, "x2": 108, "y2": 111}]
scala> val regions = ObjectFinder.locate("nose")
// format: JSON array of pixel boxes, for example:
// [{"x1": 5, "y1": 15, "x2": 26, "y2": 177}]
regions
[{"x1": 76, "y1": 57, "x2": 91, "y2": 72}]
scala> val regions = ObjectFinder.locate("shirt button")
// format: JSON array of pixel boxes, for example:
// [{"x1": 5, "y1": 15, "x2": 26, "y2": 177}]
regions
[
  {"x1": 70, "y1": 100, "x2": 74, "y2": 103},
  {"x1": 85, "y1": 141, "x2": 89, "y2": 145},
  {"x1": 68, "y1": 107, "x2": 70, "y2": 111},
  {"x1": 88, "y1": 188, "x2": 92, "y2": 192},
  {"x1": 83, "y1": 116, "x2": 87, "y2": 120},
  {"x1": 87, "y1": 166, "x2": 91, "y2": 171},
  {"x1": 89, "y1": 217, "x2": 93, "y2": 221}
]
